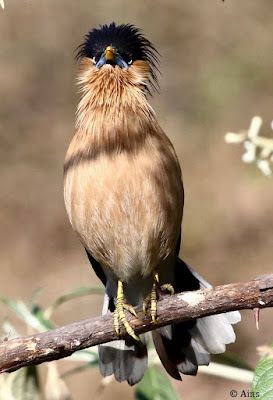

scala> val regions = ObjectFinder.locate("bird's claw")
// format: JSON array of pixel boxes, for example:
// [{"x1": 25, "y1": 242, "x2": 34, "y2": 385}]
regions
[
  {"x1": 114, "y1": 280, "x2": 139, "y2": 341},
  {"x1": 142, "y1": 270, "x2": 174, "y2": 324},
  {"x1": 160, "y1": 283, "x2": 175, "y2": 295}
]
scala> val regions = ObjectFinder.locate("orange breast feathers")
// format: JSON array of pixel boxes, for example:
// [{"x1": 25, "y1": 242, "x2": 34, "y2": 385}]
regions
[{"x1": 64, "y1": 59, "x2": 184, "y2": 282}]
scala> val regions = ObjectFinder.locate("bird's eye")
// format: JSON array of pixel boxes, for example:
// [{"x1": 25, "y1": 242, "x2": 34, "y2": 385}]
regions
[
  {"x1": 119, "y1": 53, "x2": 132, "y2": 66},
  {"x1": 92, "y1": 56, "x2": 97, "y2": 64}
]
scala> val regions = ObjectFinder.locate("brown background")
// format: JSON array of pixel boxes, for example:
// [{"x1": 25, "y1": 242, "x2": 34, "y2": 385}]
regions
[{"x1": 1, "y1": 1, "x2": 272, "y2": 399}]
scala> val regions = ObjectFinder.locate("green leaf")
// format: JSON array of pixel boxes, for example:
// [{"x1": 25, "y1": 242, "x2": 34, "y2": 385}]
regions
[
  {"x1": 135, "y1": 365, "x2": 180, "y2": 400},
  {"x1": 213, "y1": 351, "x2": 254, "y2": 371},
  {"x1": 0, "y1": 366, "x2": 41, "y2": 400},
  {"x1": 31, "y1": 305, "x2": 56, "y2": 330},
  {"x1": 45, "y1": 363, "x2": 71, "y2": 400},
  {"x1": 67, "y1": 348, "x2": 99, "y2": 363},
  {"x1": 0, "y1": 298, "x2": 53, "y2": 332},
  {"x1": 23, "y1": 366, "x2": 41, "y2": 400},
  {"x1": 61, "y1": 360, "x2": 99, "y2": 378},
  {"x1": 44, "y1": 286, "x2": 104, "y2": 318},
  {"x1": 62, "y1": 349, "x2": 100, "y2": 377},
  {"x1": 252, "y1": 343, "x2": 273, "y2": 399},
  {"x1": 28, "y1": 288, "x2": 43, "y2": 310}
]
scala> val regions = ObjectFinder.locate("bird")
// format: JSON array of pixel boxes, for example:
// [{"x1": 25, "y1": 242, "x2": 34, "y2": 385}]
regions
[{"x1": 63, "y1": 22, "x2": 241, "y2": 386}]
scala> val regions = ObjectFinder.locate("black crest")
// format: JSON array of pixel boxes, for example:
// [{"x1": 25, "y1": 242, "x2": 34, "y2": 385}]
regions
[{"x1": 76, "y1": 23, "x2": 159, "y2": 88}]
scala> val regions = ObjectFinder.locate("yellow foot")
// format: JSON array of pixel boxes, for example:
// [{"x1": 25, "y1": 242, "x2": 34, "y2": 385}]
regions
[
  {"x1": 142, "y1": 269, "x2": 175, "y2": 324},
  {"x1": 143, "y1": 282, "x2": 157, "y2": 323},
  {"x1": 160, "y1": 283, "x2": 175, "y2": 296},
  {"x1": 114, "y1": 280, "x2": 139, "y2": 341}
]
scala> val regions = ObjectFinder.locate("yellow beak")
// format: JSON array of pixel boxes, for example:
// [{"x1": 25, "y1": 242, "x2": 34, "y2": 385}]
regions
[
  {"x1": 105, "y1": 46, "x2": 116, "y2": 61},
  {"x1": 95, "y1": 46, "x2": 128, "y2": 69}
]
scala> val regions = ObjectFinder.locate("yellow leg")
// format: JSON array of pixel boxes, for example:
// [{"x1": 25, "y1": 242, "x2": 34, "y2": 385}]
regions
[
  {"x1": 114, "y1": 280, "x2": 139, "y2": 341},
  {"x1": 150, "y1": 282, "x2": 157, "y2": 324},
  {"x1": 143, "y1": 271, "x2": 157, "y2": 314},
  {"x1": 142, "y1": 294, "x2": 150, "y2": 315},
  {"x1": 153, "y1": 268, "x2": 159, "y2": 283},
  {"x1": 142, "y1": 269, "x2": 175, "y2": 324}
]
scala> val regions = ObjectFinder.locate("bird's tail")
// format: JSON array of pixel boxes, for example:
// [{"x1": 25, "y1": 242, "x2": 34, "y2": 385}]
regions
[
  {"x1": 98, "y1": 258, "x2": 241, "y2": 385},
  {"x1": 152, "y1": 258, "x2": 241, "y2": 379},
  {"x1": 98, "y1": 293, "x2": 148, "y2": 386}
]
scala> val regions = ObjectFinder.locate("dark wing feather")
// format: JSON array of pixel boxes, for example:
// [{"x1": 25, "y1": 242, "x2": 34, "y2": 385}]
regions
[
  {"x1": 153, "y1": 257, "x2": 240, "y2": 380},
  {"x1": 85, "y1": 249, "x2": 107, "y2": 286}
]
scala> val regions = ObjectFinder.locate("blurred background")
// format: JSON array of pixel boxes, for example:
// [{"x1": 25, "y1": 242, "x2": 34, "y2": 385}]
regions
[{"x1": 1, "y1": 0, "x2": 272, "y2": 399}]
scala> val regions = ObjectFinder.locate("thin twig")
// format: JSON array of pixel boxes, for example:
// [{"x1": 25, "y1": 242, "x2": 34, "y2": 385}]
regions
[{"x1": 0, "y1": 274, "x2": 273, "y2": 374}]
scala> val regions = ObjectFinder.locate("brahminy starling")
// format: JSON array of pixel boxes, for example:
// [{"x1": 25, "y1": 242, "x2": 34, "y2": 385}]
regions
[{"x1": 64, "y1": 23, "x2": 240, "y2": 385}]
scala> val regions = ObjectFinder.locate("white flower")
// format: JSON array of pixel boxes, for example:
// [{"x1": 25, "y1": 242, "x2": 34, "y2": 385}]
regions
[
  {"x1": 242, "y1": 141, "x2": 256, "y2": 163},
  {"x1": 257, "y1": 159, "x2": 272, "y2": 176}
]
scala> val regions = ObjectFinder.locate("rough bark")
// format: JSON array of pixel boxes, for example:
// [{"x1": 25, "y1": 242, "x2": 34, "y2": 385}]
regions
[{"x1": 1, "y1": 274, "x2": 273, "y2": 374}]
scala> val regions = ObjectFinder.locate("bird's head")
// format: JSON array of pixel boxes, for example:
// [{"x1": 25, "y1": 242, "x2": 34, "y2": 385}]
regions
[{"x1": 76, "y1": 23, "x2": 159, "y2": 93}]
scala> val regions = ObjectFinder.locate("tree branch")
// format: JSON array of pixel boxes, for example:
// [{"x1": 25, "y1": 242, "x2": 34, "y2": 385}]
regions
[{"x1": 1, "y1": 274, "x2": 273, "y2": 374}]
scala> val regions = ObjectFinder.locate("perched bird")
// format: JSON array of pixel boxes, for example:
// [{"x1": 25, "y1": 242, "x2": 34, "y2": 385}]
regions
[{"x1": 64, "y1": 23, "x2": 240, "y2": 385}]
